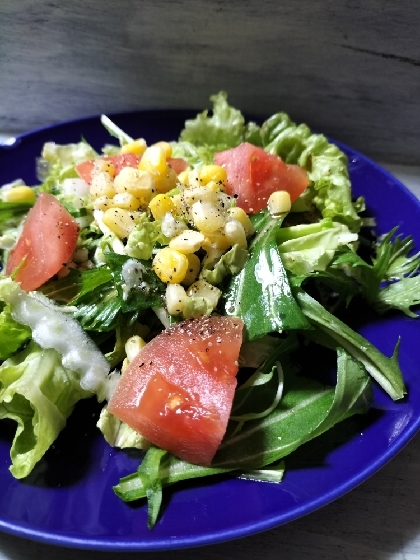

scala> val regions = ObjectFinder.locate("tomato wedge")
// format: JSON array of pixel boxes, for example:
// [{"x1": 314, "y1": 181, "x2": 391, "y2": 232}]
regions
[
  {"x1": 75, "y1": 153, "x2": 140, "y2": 184},
  {"x1": 167, "y1": 157, "x2": 189, "y2": 174},
  {"x1": 108, "y1": 316, "x2": 244, "y2": 465},
  {"x1": 215, "y1": 142, "x2": 309, "y2": 214},
  {"x1": 6, "y1": 193, "x2": 79, "y2": 291},
  {"x1": 75, "y1": 153, "x2": 189, "y2": 184}
]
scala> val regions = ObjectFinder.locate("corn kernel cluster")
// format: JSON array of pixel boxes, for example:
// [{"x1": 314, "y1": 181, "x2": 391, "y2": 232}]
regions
[
  {"x1": 149, "y1": 164, "x2": 255, "y2": 290},
  {"x1": 89, "y1": 142, "x2": 177, "y2": 240},
  {"x1": 86, "y1": 136, "x2": 293, "y2": 319}
]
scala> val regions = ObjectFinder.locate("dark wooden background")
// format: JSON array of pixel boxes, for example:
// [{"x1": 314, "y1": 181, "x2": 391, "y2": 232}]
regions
[{"x1": 1, "y1": 0, "x2": 419, "y2": 164}]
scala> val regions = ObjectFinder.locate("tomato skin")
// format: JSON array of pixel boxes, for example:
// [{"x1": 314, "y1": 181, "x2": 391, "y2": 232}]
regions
[
  {"x1": 76, "y1": 154, "x2": 188, "y2": 184},
  {"x1": 214, "y1": 142, "x2": 309, "y2": 214},
  {"x1": 167, "y1": 157, "x2": 189, "y2": 174},
  {"x1": 108, "y1": 316, "x2": 244, "y2": 465},
  {"x1": 75, "y1": 153, "x2": 140, "y2": 184},
  {"x1": 6, "y1": 193, "x2": 79, "y2": 291}
]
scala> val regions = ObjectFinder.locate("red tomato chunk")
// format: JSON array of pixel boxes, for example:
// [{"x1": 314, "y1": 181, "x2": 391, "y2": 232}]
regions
[
  {"x1": 214, "y1": 142, "x2": 309, "y2": 214},
  {"x1": 76, "y1": 153, "x2": 189, "y2": 184},
  {"x1": 6, "y1": 193, "x2": 79, "y2": 292},
  {"x1": 167, "y1": 157, "x2": 189, "y2": 174},
  {"x1": 75, "y1": 153, "x2": 140, "y2": 184},
  {"x1": 108, "y1": 316, "x2": 244, "y2": 465}
]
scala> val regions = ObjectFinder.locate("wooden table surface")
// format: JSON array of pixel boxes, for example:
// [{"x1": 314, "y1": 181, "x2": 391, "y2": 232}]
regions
[{"x1": 0, "y1": 154, "x2": 418, "y2": 559}]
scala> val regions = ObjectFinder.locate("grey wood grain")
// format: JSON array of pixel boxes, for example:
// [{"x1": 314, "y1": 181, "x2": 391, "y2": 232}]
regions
[{"x1": 1, "y1": 0, "x2": 420, "y2": 164}]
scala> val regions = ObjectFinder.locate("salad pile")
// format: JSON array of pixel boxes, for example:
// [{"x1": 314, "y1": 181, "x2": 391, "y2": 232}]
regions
[{"x1": 0, "y1": 92, "x2": 419, "y2": 529}]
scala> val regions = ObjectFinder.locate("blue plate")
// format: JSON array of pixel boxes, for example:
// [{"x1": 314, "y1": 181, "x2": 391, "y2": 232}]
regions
[{"x1": 1, "y1": 111, "x2": 420, "y2": 551}]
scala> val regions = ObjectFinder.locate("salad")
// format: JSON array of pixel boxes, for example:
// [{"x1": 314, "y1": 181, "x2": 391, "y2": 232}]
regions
[{"x1": 0, "y1": 92, "x2": 419, "y2": 530}]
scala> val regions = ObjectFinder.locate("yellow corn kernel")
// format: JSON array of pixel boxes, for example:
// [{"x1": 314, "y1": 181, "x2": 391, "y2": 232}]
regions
[
  {"x1": 113, "y1": 192, "x2": 142, "y2": 211},
  {"x1": 90, "y1": 172, "x2": 116, "y2": 199},
  {"x1": 177, "y1": 170, "x2": 190, "y2": 186},
  {"x1": 207, "y1": 180, "x2": 225, "y2": 194},
  {"x1": 102, "y1": 207, "x2": 137, "y2": 239},
  {"x1": 169, "y1": 229, "x2": 205, "y2": 254},
  {"x1": 149, "y1": 194, "x2": 175, "y2": 220},
  {"x1": 181, "y1": 253, "x2": 201, "y2": 287},
  {"x1": 3, "y1": 186, "x2": 36, "y2": 203},
  {"x1": 165, "y1": 283, "x2": 187, "y2": 315},
  {"x1": 217, "y1": 192, "x2": 234, "y2": 210},
  {"x1": 170, "y1": 193, "x2": 184, "y2": 215},
  {"x1": 114, "y1": 167, "x2": 155, "y2": 201},
  {"x1": 153, "y1": 247, "x2": 188, "y2": 284},
  {"x1": 154, "y1": 166, "x2": 177, "y2": 194},
  {"x1": 152, "y1": 141, "x2": 172, "y2": 158},
  {"x1": 268, "y1": 191, "x2": 292, "y2": 215},
  {"x1": 121, "y1": 358, "x2": 129, "y2": 373},
  {"x1": 93, "y1": 195, "x2": 113, "y2": 211},
  {"x1": 93, "y1": 159, "x2": 116, "y2": 178},
  {"x1": 202, "y1": 232, "x2": 231, "y2": 252},
  {"x1": 121, "y1": 139, "x2": 147, "y2": 156},
  {"x1": 138, "y1": 145, "x2": 167, "y2": 175},
  {"x1": 182, "y1": 186, "x2": 219, "y2": 206},
  {"x1": 227, "y1": 207, "x2": 255, "y2": 236},
  {"x1": 191, "y1": 201, "x2": 226, "y2": 234},
  {"x1": 187, "y1": 169, "x2": 201, "y2": 188},
  {"x1": 224, "y1": 219, "x2": 247, "y2": 249},
  {"x1": 199, "y1": 165, "x2": 227, "y2": 186},
  {"x1": 125, "y1": 335, "x2": 147, "y2": 362}
]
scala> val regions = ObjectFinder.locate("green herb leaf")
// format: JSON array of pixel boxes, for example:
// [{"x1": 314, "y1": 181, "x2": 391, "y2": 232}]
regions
[
  {"x1": 72, "y1": 285, "x2": 122, "y2": 332},
  {"x1": 231, "y1": 335, "x2": 297, "y2": 422},
  {"x1": 224, "y1": 210, "x2": 310, "y2": 340},
  {"x1": 296, "y1": 290, "x2": 406, "y2": 400},
  {"x1": 114, "y1": 446, "x2": 167, "y2": 529},
  {"x1": 373, "y1": 276, "x2": 420, "y2": 318},
  {"x1": 239, "y1": 460, "x2": 285, "y2": 482},
  {"x1": 104, "y1": 252, "x2": 165, "y2": 313}
]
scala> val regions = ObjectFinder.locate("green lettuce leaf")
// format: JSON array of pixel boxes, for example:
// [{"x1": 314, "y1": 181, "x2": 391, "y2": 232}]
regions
[
  {"x1": 200, "y1": 244, "x2": 249, "y2": 285},
  {"x1": 278, "y1": 220, "x2": 357, "y2": 276},
  {"x1": 0, "y1": 341, "x2": 92, "y2": 478},
  {"x1": 125, "y1": 218, "x2": 167, "y2": 261},
  {"x1": 173, "y1": 92, "x2": 259, "y2": 167},
  {"x1": 97, "y1": 407, "x2": 150, "y2": 450},
  {"x1": 100, "y1": 115, "x2": 134, "y2": 146},
  {"x1": 180, "y1": 91, "x2": 246, "y2": 150},
  {"x1": 170, "y1": 142, "x2": 217, "y2": 168},
  {"x1": 0, "y1": 304, "x2": 32, "y2": 360},
  {"x1": 0, "y1": 277, "x2": 113, "y2": 401},
  {"x1": 261, "y1": 113, "x2": 363, "y2": 231},
  {"x1": 38, "y1": 141, "x2": 96, "y2": 193}
]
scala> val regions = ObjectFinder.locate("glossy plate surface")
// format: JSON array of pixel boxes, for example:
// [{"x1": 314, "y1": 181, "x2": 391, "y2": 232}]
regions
[{"x1": 1, "y1": 111, "x2": 420, "y2": 551}]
